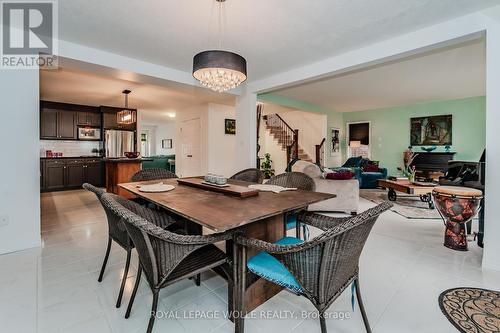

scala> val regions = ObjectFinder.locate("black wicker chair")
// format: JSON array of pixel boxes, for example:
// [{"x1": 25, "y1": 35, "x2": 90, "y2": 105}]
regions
[
  {"x1": 131, "y1": 168, "x2": 177, "y2": 182},
  {"x1": 266, "y1": 172, "x2": 316, "y2": 191},
  {"x1": 267, "y1": 172, "x2": 316, "y2": 238},
  {"x1": 100, "y1": 192, "x2": 234, "y2": 333},
  {"x1": 230, "y1": 168, "x2": 264, "y2": 184},
  {"x1": 83, "y1": 183, "x2": 178, "y2": 309},
  {"x1": 233, "y1": 201, "x2": 393, "y2": 333}
]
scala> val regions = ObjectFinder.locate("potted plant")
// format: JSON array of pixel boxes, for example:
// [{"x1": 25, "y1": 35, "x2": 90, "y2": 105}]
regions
[{"x1": 260, "y1": 153, "x2": 275, "y2": 179}]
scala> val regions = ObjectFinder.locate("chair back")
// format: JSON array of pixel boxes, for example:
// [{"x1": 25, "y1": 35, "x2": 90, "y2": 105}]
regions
[
  {"x1": 100, "y1": 193, "x2": 160, "y2": 286},
  {"x1": 131, "y1": 168, "x2": 177, "y2": 182},
  {"x1": 230, "y1": 168, "x2": 264, "y2": 183},
  {"x1": 267, "y1": 172, "x2": 315, "y2": 191},
  {"x1": 83, "y1": 183, "x2": 132, "y2": 249},
  {"x1": 275, "y1": 202, "x2": 391, "y2": 310}
]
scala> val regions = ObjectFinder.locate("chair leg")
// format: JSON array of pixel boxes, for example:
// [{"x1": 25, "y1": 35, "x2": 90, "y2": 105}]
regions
[
  {"x1": 116, "y1": 248, "x2": 132, "y2": 308},
  {"x1": 147, "y1": 290, "x2": 159, "y2": 333},
  {"x1": 319, "y1": 314, "x2": 327, "y2": 333},
  {"x1": 125, "y1": 265, "x2": 142, "y2": 319},
  {"x1": 355, "y1": 278, "x2": 372, "y2": 333},
  {"x1": 98, "y1": 237, "x2": 112, "y2": 282},
  {"x1": 195, "y1": 273, "x2": 201, "y2": 286}
]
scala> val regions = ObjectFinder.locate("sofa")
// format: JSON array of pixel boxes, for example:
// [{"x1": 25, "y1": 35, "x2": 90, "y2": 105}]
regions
[
  {"x1": 142, "y1": 155, "x2": 175, "y2": 173},
  {"x1": 291, "y1": 160, "x2": 359, "y2": 215},
  {"x1": 336, "y1": 156, "x2": 387, "y2": 189}
]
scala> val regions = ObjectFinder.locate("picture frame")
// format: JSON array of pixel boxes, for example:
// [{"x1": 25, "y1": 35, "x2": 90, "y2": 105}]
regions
[
  {"x1": 162, "y1": 139, "x2": 173, "y2": 149},
  {"x1": 410, "y1": 115, "x2": 452, "y2": 146},
  {"x1": 225, "y1": 118, "x2": 236, "y2": 135},
  {"x1": 330, "y1": 127, "x2": 340, "y2": 156}
]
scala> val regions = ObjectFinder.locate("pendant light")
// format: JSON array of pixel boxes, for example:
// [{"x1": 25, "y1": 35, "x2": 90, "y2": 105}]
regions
[
  {"x1": 193, "y1": 0, "x2": 247, "y2": 93},
  {"x1": 117, "y1": 89, "x2": 136, "y2": 125}
]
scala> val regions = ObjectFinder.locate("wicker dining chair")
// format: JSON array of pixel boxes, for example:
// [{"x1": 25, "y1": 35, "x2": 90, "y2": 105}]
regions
[
  {"x1": 83, "y1": 183, "x2": 178, "y2": 309},
  {"x1": 266, "y1": 172, "x2": 316, "y2": 237},
  {"x1": 100, "y1": 192, "x2": 234, "y2": 333},
  {"x1": 131, "y1": 168, "x2": 178, "y2": 182},
  {"x1": 233, "y1": 201, "x2": 393, "y2": 333},
  {"x1": 230, "y1": 168, "x2": 264, "y2": 184}
]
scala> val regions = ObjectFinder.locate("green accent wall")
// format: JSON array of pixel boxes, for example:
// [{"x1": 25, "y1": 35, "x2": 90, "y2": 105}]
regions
[{"x1": 342, "y1": 96, "x2": 486, "y2": 174}]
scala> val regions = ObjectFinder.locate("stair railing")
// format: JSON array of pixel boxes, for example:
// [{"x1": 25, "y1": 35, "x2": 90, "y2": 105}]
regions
[
  {"x1": 315, "y1": 137, "x2": 326, "y2": 168},
  {"x1": 264, "y1": 114, "x2": 299, "y2": 165}
]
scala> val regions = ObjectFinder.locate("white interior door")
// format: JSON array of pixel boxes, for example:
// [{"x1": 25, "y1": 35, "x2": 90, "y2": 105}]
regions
[{"x1": 180, "y1": 118, "x2": 201, "y2": 177}]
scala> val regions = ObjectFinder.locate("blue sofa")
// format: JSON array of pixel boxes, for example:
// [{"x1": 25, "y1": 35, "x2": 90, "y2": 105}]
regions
[{"x1": 337, "y1": 156, "x2": 387, "y2": 189}]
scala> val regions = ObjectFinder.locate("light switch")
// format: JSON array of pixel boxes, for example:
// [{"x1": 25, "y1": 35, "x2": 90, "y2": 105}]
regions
[{"x1": 0, "y1": 215, "x2": 9, "y2": 227}]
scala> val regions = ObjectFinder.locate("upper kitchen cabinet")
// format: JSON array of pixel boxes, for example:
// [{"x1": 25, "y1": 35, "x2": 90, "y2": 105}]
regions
[
  {"x1": 76, "y1": 110, "x2": 101, "y2": 127},
  {"x1": 101, "y1": 106, "x2": 137, "y2": 131},
  {"x1": 40, "y1": 107, "x2": 77, "y2": 140},
  {"x1": 40, "y1": 101, "x2": 100, "y2": 140}
]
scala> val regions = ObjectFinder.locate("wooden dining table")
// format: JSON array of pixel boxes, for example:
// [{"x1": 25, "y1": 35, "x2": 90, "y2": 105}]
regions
[{"x1": 119, "y1": 177, "x2": 335, "y2": 313}]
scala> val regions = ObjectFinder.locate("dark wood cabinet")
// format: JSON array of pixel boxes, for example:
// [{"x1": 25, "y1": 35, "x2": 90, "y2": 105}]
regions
[
  {"x1": 44, "y1": 160, "x2": 66, "y2": 191},
  {"x1": 41, "y1": 158, "x2": 104, "y2": 192},
  {"x1": 40, "y1": 109, "x2": 59, "y2": 139},
  {"x1": 40, "y1": 108, "x2": 77, "y2": 140},
  {"x1": 77, "y1": 111, "x2": 101, "y2": 127},
  {"x1": 58, "y1": 111, "x2": 77, "y2": 139},
  {"x1": 85, "y1": 161, "x2": 104, "y2": 186}
]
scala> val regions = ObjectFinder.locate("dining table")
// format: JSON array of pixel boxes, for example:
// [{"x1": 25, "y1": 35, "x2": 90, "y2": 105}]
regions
[{"x1": 119, "y1": 177, "x2": 336, "y2": 314}]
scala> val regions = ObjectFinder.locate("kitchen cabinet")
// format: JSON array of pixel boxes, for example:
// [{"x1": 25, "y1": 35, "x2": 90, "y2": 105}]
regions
[
  {"x1": 41, "y1": 158, "x2": 104, "y2": 192},
  {"x1": 40, "y1": 108, "x2": 77, "y2": 140},
  {"x1": 44, "y1": 160, "x2": 66, "y2": 191},
  {"x1": 40, "y1": 109, "x2": 59, "y2": 139},
  {"x1": 77, "y1": 111, "x2": 101, "y2": 127}
]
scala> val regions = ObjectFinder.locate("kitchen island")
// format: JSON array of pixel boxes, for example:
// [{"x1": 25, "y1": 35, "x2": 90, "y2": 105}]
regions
[{"x1": 104, "y1": 158, "x2": 152, "y2": 198}]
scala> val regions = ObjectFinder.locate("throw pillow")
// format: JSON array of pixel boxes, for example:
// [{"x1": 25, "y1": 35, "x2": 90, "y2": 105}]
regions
[
  {"x1": 326, "y1": 171, "x2": 355, "y2": 180},
  {"x1": 342, "y1": 156, "x2": 363, "y2": 168},
  {"x1": 363, "y1": 164, "x2": 380, "y2": 172}
]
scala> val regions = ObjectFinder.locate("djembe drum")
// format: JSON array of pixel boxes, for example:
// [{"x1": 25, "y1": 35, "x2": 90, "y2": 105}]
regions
[{"x1": 432, "y1": 186, "x2": 483, "y2": 251}]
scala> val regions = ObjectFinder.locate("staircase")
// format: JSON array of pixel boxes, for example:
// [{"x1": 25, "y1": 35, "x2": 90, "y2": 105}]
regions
[{"x1": 264, "y1": 114, "x2": 313, "y2": 163}]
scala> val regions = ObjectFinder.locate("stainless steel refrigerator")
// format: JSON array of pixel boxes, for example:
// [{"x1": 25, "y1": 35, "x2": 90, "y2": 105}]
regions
[{"x1": 105, "y1": 130, "x2": 135, "y2": 158}]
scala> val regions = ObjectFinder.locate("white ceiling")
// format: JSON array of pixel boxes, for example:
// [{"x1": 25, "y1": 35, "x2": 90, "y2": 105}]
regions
[
  {"x1": 58, "y1": 0, "x2": 498, "y2": 82},
  {"x1": 270, "y1": 39, "x2": 486, "y2": 112},
  {"x1": 39, "y1": 68, "x2": 235, "y2": 124}
]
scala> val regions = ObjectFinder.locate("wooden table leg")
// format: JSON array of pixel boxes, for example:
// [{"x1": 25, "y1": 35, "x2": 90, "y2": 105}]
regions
[{"x1": 231, "y1": 214, "x2": 285, "y2": 314}]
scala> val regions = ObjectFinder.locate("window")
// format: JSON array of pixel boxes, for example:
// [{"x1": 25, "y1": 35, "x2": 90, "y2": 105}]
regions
[{"x1": 347, "y1": 122, "x2": 370, "y2": 158}]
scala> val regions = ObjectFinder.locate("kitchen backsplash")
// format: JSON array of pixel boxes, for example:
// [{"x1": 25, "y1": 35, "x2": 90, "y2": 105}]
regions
[{"x1": 40, "y1": 140, "x2": 102, "y2": 157}]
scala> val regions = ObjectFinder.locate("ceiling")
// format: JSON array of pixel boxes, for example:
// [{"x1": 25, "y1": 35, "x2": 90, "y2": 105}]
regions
[
  {"x1": 39, "y1": 68, "x2": 235, "y2": 124},
  {"x1": 270, "y1": 39, "x2": 486, "y2": 112},
  {"x1": 58, "y1": 0, "x2": 498, "y2": 83}
]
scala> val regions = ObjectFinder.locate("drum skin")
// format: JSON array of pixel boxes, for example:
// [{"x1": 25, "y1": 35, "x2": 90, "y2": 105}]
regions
[{"x1": 432, "y1": 187, "x2": 482, "y2": 251}]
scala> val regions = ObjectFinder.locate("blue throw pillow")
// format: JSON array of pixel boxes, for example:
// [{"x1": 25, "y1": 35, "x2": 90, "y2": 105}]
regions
[{"x1": 343, "y1": 156, "x2": 363, "y2": 168}]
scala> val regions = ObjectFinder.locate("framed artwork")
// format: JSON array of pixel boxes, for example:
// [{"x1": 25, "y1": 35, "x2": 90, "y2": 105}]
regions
[
  {"x1": 330, "y1": 127, "x2": 340, "y2": 156},
  {"x1": 410, "y1": 115, "x2": 452, "y2": 146},
  {"x1": 225, "y1": 118, "x2": 236, "y2": 135},
  {"x1": 162, "y1": 139, "x2": 173, "y2": 149}
]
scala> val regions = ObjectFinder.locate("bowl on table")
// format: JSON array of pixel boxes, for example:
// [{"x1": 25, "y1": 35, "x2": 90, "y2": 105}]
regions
[{"x1": 124, "y1": 152, "x2": 140, "y2": 159}]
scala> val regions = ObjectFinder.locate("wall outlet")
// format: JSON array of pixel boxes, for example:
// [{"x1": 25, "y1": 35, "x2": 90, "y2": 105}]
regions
[{"x1": 0, "y1": 215, "x2": 9, "y2": 227}]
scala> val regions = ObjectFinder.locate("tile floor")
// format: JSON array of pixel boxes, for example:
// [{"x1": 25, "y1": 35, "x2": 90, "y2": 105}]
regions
[{"x1": 1, "y1": 189, "x2": 499, "y2": 333}]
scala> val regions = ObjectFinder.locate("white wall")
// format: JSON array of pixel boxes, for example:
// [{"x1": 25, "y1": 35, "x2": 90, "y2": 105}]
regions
[
  {"x1": 279, "y1": 110, "x2": 327, "y2": 160},
  {"x1": 0, "y1": 69, "x2": 41, "y2": 254},
  {"x1": 207, "y1": 104, "x2": 237, "y2": 177},
  {"x1": 141, "y1": 123, "x2": 176, "y2": 156}
]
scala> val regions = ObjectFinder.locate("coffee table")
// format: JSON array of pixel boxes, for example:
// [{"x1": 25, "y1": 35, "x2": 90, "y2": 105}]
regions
[{"x1": 378, "y1": 179, "x2": 437, "y2": 209}]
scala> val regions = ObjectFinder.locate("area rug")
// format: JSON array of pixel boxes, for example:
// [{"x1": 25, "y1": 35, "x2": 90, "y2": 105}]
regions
[
  {"x1": 438, "y1": 287, "x2": 500, "y2": 333},
  {"x1": 360, "y1": 189, "x2": 441, "y2": 219}
]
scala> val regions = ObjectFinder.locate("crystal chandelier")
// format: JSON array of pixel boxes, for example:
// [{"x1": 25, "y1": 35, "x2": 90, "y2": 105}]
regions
[{"x1": 192, "y1": 0, "x2": 247, "y2": 93}]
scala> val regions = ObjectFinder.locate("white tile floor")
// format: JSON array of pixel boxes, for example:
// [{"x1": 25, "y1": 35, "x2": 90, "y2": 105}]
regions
[{"x1": 1, "y1": 189, "x2": 499, "y2": 333}]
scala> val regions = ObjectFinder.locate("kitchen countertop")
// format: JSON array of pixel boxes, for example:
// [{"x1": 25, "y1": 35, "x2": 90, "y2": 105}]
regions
[{"x1": 103, "y1": 158, "x2": 153, "y2": 163}]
